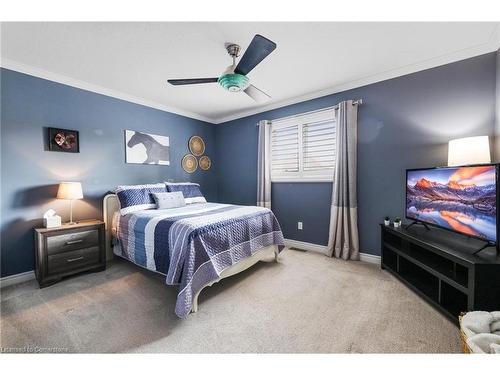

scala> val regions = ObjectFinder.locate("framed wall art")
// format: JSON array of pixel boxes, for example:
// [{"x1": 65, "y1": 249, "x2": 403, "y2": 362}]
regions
[
  {"x1": 48, "y1": 127, "x2": 80, "y2": 153},
  {"x1": 125, "y1": 130, "x2": 170, "y2": 165}
]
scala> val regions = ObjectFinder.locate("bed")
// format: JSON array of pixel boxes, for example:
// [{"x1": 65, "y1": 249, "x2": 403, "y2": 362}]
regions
[{"x1": 103, "y1": 193, "x2": 285, "y2": 318}]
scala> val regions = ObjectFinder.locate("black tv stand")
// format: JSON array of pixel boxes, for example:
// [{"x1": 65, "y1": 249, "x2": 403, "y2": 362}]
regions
[
  {"x1": 380, "y1": 224, "x2": 500, "y2": 324},
  {"x1": 473, "y1": 241, "x2": 497, "y2": 255},
  {"x1": 405, "y1": 220, "x2": 430, "y2": 231}
]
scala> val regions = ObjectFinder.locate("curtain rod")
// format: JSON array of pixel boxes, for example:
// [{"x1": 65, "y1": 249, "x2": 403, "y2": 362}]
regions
[
  {"x1": 350, "y1": 99, "x2": 363, "y2": 106},
  {"x1": 256, "y1": 99, "x2": 363, "y2": 126}
]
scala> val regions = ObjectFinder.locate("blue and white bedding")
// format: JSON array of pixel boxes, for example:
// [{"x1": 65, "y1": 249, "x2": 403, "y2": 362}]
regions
[
  {"x1": 114, "y1": 202, "x2": 285, "y2": 317},
  {"x1": 116, "y1": 183, "x2": 167, "y2": 215},
  {"x1": 165, "y1": 182, "x2": 207, "y2": 204}
]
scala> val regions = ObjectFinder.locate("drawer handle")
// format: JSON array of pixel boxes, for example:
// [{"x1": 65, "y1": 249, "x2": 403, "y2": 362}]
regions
[
  {"x1": 67, "y1": 256, "x2": 84, "y2": 262},
  {"x1": 65, "y1": 239, "x2": 83, "y2": 245}
]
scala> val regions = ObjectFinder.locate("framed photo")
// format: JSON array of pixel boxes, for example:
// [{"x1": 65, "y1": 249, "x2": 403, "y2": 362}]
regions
[
  {"x1": 125, "y1": 130, "x2": 170, "y2": 165},
  {"x1": 48, "y1": 127, "x2": 80, "y2": 153}
]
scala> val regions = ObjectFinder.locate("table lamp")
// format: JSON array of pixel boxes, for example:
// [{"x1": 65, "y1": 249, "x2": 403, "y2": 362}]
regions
[
  {"x1": 448, "y1": 136, "x2": 491, "y2": 167},
  {"x1": 57, "y1": 182, "x2": 83, "y2": 225}
]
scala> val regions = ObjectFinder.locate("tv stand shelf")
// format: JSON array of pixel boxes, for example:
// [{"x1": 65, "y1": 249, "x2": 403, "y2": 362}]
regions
[{"x1": 380, "y1": 224, "x2": 500, "y2": 324}]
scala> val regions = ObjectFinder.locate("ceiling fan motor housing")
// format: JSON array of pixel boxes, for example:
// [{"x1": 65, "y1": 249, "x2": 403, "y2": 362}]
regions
[{"x1": 218, "y1": 73, "x2": 249, "y2": 92}]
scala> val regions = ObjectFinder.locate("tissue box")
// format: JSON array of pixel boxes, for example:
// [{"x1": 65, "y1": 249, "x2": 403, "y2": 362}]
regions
[{"x1": 44, "y1": 215, "x2": 61, "y2": 228}]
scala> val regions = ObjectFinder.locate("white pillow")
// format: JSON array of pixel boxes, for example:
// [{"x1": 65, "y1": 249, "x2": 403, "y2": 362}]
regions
[{"x1": 151, "y1": 192, "x2": 186, "y2": 209}]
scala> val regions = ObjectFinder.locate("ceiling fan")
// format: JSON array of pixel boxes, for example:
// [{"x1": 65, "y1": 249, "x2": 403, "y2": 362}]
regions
[{"x1": 167, "y1": 34, "x2": 277, "y2": 103}]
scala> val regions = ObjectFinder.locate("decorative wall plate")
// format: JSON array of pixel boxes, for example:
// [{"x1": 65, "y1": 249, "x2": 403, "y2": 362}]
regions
[
  {"x1": 182, "y1": 154, "x2": 198, "y2": 173},
  {"x1": 188, "y1": 135, "x2": 205, "y2": 156},
  {"x1": 199, "y1": 155, "x2": 211, "y2": 171}
]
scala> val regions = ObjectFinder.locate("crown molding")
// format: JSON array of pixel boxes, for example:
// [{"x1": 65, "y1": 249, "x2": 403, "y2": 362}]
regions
[
  {"x1": 0, "y1": 58, "x2": 217, "y2": 124},
  {"x1": 214, "y1": 36, "x2": 500, "y2": 124},
  {"x1": 3, "y1": 29, "x2": 499, "y2": 126}
]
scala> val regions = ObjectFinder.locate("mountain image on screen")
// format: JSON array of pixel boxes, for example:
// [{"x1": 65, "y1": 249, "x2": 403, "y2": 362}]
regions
[{"x1": 406, "y1": 165, "x2": 497, "y2": 242}]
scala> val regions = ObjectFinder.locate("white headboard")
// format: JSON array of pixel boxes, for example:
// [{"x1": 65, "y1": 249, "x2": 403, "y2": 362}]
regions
[{"x1": 103, "y1": 194, "x2": 120, "y2": 260}]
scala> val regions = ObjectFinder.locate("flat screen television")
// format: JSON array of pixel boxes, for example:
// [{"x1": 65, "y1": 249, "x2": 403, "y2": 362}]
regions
[{"x1": 406, "y1": 164, "x2": 498, "y2": 245}]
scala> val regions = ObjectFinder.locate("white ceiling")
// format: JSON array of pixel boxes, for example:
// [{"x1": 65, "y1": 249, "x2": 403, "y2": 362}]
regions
[{"x1": 1, "y1": 22, "x2": 499, "y2": 123}]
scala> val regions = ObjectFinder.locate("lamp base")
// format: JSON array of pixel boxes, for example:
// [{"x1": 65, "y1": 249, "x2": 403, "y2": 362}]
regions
[{"x1": 67, "y1": 200, "x2": 77, "y2": 225}]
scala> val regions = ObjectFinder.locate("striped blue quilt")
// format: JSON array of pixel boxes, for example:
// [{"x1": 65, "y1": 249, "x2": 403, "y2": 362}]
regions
[{"x1": 114, "y1": 202, "x2": 285, "y2": 317}]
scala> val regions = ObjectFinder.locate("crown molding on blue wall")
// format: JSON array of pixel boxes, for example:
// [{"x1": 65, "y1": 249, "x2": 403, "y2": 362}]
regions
[
  {"x1": 216, "y1": 36, "x2": 500, "y2": 124},
  {"x1": 2, "y1": 25, "x2": 499, "y2": 126},
  {"x1": 0, "y1": 58, "x2": 216, "y2": 124}
]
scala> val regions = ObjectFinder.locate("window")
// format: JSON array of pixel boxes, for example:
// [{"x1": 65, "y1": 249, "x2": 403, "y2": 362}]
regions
[{"x1": 271, "y1": 108, "x2": 336, "y2": 182}]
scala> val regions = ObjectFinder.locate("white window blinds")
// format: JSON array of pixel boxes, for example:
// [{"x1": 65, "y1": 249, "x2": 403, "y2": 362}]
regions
[
  {"x1": 270, "y1": 108, "x2": 336, "y2": 181},
  {"x1": 302, "y1": 119, "x2": 336, "y2": 172},
  {"x1": 271, "y1": 124, "x2": 299, "y2": 175}
]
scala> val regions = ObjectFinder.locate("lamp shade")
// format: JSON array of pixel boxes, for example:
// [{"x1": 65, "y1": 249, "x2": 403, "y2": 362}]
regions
[
  {"x1": 447, "y1": 136, "x2": 491, "y2": 167},
  {"x1": 57, "y1": 182, "x2": 83, "y2": 200}
]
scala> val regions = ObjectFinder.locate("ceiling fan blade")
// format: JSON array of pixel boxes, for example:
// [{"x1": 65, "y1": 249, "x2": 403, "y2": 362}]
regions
[
  {"x1": 168, "y1": 78, "x2": 219, "y2": 85},
  {"x1": 244, "y1": 84, "x2": 272, "y2": 103},
  {"x1": 235, "y1": 34, "x2": 277, "y2": 76}
]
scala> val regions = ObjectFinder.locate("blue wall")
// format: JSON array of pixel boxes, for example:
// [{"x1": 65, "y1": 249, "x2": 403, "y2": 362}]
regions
[
  {"x1": 216, "y1": 53, "x2": 498, "y2": 255},
  {"x1": 1, "y1": 52, "x2": 498, "y2": 277},
  {"x1": 1, "y1": 68, "x2": 217, "y2": 277}
]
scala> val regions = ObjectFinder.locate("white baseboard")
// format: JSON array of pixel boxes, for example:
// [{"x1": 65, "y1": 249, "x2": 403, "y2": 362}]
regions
[
  {"x1": 0, "y1": 270, "x2": 36, "y2": 288},
  {"x1": 284, "y1": 238, "x2": 381, "y2": 265},
  {"x1": 0, "y1": 242, "x2": 381, "y2": 288},
  {"x1": 359, "y1": 253, "x2": 381, "y2": 265},
  {"x1": 284, "y1": 239, "x2": 329, "y2": 255}
]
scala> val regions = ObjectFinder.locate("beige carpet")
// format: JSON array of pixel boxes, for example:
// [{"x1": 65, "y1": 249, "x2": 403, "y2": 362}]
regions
[{"x1": 0, "y1": 249, "x2": 461, "y2": 353}]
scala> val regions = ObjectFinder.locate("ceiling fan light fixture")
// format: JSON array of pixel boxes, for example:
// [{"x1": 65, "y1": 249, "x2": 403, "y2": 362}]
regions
[
  {"x1": 218, "y1": 73, "x2": 250, "y2": 92},
  {"x1": 167, "y1": 34, "x2": 276, "y2": 102}
]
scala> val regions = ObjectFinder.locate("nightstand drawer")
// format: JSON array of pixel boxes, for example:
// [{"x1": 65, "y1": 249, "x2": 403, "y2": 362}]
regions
[
  {"x1": 47, "y1": 246, "x2": 100, "y2": 275},
  {"x1": 47, "y1": 229, "x2": 99, "y2": 254}
]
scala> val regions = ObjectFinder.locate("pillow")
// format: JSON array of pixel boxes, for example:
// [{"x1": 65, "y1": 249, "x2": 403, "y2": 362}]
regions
[
  {"x1": 151, "y1": 192, "x2": 186, "y2": 209},
  {"x1": 115, "y1": 183, "x2": 166, "y2": 215},
  {"x1": 165, "y1": 182, "x2": 207, "y2": 204}
]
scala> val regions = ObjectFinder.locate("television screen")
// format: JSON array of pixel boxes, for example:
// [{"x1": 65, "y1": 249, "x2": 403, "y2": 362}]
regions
[{"x1": 406, "y1": 165, "x2": 497, "y2": 242}]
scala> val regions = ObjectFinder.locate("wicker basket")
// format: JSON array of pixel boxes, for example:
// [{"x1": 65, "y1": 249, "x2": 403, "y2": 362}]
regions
[{"x1": 459, "y1": 312, "x2": 472, "y2": 354}]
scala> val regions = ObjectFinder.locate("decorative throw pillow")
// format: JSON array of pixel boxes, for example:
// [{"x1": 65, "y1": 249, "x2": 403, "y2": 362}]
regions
[
  {"x1": 165, "y1": 182, "x2": 207, "y2": 204},
  {"x1": 151, "y1": 192, "x2": 186, "y2": 209},
  {"x1": 116, "y1": 183, "x2": 166, "y2": 215}
]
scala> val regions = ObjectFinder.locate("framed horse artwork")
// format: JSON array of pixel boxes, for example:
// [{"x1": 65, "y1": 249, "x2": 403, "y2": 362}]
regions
[{"x1": 125, "y1": 130, "x2": 170, "y2": 165}]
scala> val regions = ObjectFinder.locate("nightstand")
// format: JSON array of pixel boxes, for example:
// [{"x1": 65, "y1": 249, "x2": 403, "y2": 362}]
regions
[{"x1": 34, "y1": 220, "x2": 106, "y2": 288}]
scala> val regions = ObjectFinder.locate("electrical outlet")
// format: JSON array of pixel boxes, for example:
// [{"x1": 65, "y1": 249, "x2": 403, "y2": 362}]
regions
[{"x1": 298, "y1": 221, "x2": 303, "y2": 230}]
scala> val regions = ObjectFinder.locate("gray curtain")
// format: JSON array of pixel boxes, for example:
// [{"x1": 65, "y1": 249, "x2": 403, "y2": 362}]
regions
[
  {"x1": 327, "y1": 100, "x2": 360, "y2": 260},
  {"x1": 257, "y1": 120, "x2": 272, "y2": 208}
]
